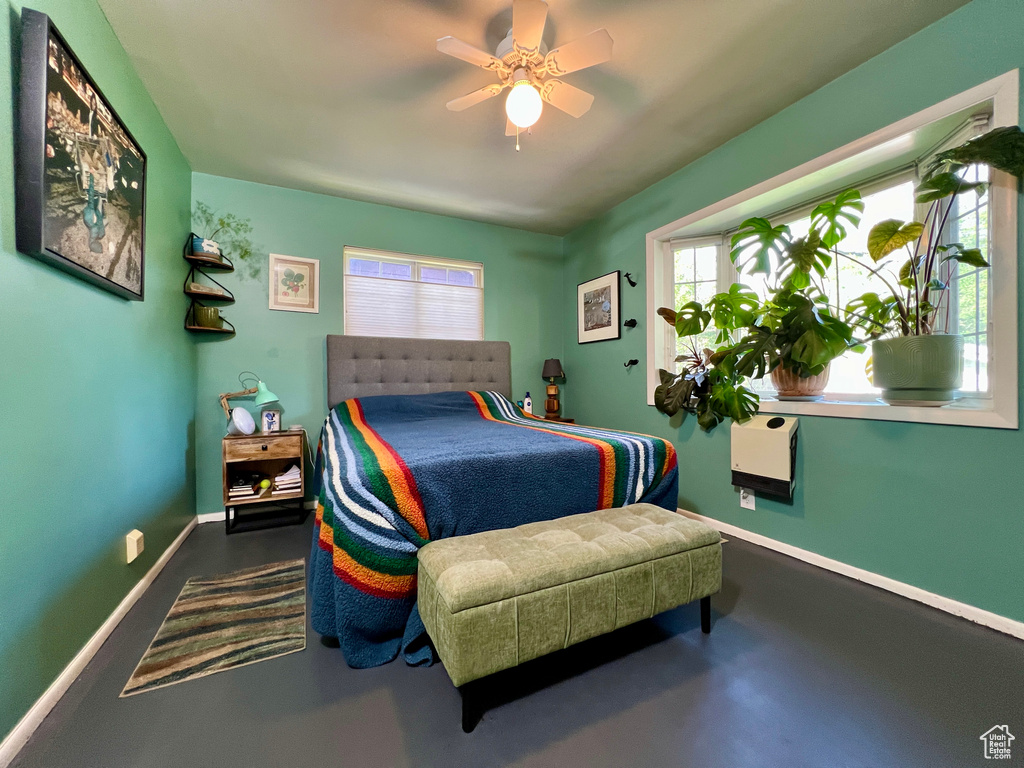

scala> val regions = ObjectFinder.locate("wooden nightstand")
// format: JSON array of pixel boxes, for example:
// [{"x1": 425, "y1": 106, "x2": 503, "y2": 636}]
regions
[
  {"x1": 544, "y1": 416, "x2": 575, "y2": 423},
  {"x1": 222, "y1": 431, "x2": 305, "y2": 534}
]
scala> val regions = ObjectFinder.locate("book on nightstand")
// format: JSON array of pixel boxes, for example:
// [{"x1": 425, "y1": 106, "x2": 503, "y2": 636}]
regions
[{"x1": 272, "y1": 465, "x2": 301, "y2": 495}]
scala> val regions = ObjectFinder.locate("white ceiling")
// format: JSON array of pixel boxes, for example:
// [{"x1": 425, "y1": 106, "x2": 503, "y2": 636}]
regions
[{"x1": 97, "y1": 0, "x2": 969, "y2": 235}]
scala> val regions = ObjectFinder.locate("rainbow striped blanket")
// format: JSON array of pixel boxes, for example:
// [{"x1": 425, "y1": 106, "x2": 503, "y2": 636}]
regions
[{"x1": 308, "y1": 390, "x2": 678, "y2": 668}]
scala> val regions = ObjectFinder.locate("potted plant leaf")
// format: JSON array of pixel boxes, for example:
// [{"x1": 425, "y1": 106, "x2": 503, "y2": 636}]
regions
[
  {"x1": 654, "y1": 191, "x2": 861, "y2": 430},
  {"x1": 728, "y1": 188, "x2": 864, "y2": 399},
  {"x1": 842, "y1": 126, "x2": 1024, "y2": 405}
]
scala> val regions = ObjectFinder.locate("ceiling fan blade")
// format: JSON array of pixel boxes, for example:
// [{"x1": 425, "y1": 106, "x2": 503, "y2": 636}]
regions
[
  {"x1": 543, "y1": 29, "x2": 613, "y2": 76},
  {"x1": 446, "y1": 83, "x2": 505, "y2": 112},
  {"x1": 437, "y1": 36, "x2": 504, "y2": 71},
  {"x1": 540, "y1": 80, "x2": 595, "y2": 118},
  {"x1": 512, "y1": 0, "x2": 548, "y2": 56}
]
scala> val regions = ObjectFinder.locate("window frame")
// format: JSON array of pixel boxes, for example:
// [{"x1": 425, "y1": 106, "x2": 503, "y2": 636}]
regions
[
  {"x1": 942, "y1": 162, "x2": 991, "y2": 396},
  {"x1": 644, "y1": 70, "x2": 1018, "y2": 429},
  {"x1": 662, "y1": 236, "x2": 732, "y2": 370},
  {"x1": 342, "y1": 246, "x2": 485, "y2": 340}
]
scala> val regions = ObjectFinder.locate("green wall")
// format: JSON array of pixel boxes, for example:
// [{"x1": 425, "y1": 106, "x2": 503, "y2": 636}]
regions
[
  {"x1": 0, "y1": 0, "x2": 194, "y2": 741},
  {"x1": 191, "y1": 173, "x2": 563, "y2": 515},
  {"x1": 3, "y1": 0, "x2": 1019, "y2": 747},
  {"x1": 561, "y1": 0, "x2": 1023, "y2": 624}
]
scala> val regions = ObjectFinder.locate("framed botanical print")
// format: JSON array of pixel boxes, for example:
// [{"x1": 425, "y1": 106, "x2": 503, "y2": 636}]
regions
[
  {"x1": 16, "y1": 9, "x2": 147, "y2": 300},
  {"x1": 577, "y1": 270, "x2": 621, "y2": 343},
  {"x1": 269, "y1": 253, "x2": 319, "y2": 313}
]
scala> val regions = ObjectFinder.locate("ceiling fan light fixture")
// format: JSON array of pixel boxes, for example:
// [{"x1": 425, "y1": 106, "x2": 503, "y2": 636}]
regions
[
  {"x1": 437, "y1": 1, "x2": 612, "y2": 141},
  {"x1": 505, "y1": 74, "x2": 543, "y2": 129}
]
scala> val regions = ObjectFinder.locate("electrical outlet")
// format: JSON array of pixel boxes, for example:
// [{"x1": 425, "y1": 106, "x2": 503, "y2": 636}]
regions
[
  {"x1": 126, "y1": 529, "x2": 144, "y2": 563},
  {"x1": 739, "y1": 488, "x2": 756, "y2": 511}
]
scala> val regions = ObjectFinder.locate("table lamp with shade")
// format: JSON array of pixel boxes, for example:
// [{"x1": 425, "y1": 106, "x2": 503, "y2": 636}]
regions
[
  {"x1": 220, "y1": 371, "x2": 279, "y2": 435},
  {"x1": 542, "y1": 358, "x2": 565, "y2": 419}
]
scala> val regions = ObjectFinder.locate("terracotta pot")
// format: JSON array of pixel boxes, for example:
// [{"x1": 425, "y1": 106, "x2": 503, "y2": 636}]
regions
[
  {"x1": 872, "y1": 335, "x2": 963, "y2": 406},
  {"x1": 770, "y1": 364, "x2": 830, "y2": 400}
]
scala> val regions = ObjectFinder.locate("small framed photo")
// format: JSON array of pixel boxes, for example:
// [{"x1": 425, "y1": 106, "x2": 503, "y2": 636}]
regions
[
  {"x1": 261, "y1": 410, "x2": 281, "y2": 433},
  {"x1": 269, "y1": 253, "x2": 319, "y2": 313},
  {"x1": 577, "y1": 270, "x2": 621, "y2": 344}
]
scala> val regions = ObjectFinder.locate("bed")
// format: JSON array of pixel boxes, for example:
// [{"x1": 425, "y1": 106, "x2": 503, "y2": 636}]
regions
[{"x1": 309, "y1": 335, "x2": 679, "y2": 668}]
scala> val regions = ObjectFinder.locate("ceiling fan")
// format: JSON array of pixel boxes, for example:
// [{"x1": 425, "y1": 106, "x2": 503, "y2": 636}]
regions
[{"x1": 437, "y1": 0, "x2": 613, "y2": 147}]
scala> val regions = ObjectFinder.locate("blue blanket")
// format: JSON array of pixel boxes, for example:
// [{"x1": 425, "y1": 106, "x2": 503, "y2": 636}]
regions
[{"x1": 309, "y1": 390, "x2": 678, "y2": 668}]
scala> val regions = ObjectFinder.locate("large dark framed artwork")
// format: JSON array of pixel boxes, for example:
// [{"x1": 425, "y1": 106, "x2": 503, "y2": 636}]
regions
[
  {"x1": 577, "y1": 270, "x2": 621, "y2": 344},
  {"x1": 16, "y1": 8, "x2": 147, "y2": 300}
]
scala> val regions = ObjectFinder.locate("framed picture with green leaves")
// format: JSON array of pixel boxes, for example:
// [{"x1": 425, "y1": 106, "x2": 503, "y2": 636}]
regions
[{"x1": 269, "y1": 253, "x2": 319, "y2": 313}]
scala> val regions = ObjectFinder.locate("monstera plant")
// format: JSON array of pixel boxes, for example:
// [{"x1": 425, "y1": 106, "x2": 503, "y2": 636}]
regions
[{"x1": 655, "y1": 190, "x2": 863, "y2": 431}]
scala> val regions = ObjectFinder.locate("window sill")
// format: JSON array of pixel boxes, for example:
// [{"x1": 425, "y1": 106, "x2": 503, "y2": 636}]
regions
[{"x1": 756, "y1": 396, "x2": 1016, "y2": 429}]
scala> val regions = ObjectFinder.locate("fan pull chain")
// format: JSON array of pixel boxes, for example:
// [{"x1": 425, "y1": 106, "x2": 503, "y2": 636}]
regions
[{"x1": 515, "y1": 124, "x2": 520, "y2": 152}]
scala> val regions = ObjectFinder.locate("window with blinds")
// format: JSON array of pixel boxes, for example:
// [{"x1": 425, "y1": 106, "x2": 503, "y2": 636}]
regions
[{"x1": 343, "y1": 247, "x2": 484, "y2": 340}]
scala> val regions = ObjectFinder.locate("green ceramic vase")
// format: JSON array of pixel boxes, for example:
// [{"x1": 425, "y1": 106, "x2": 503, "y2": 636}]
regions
[
  {"x1": 871, "y1": 335, "x2": 963, "y2": 406},
  {"x1": 193, "y1": 306, "x2": 222, "y2": 328}
]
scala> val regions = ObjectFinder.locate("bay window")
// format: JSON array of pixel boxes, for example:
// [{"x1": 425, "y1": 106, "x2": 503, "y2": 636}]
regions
[{"x1": 646, "y1": 71, "x2": 1018, "y2": 428}]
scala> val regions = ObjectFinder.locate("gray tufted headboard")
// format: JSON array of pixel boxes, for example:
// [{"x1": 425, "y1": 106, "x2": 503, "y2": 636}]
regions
[{"x1": 326, "y1": 335, "x2": 512, "y2": 409}]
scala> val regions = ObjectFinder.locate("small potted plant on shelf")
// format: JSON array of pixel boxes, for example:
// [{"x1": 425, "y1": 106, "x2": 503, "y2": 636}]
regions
[
  {"x1": 654, "y1": 191, "x2": 861, "y2": 431},
  {"x1": 840, "y1": 126, "x2": 1024, "y2": 406}
]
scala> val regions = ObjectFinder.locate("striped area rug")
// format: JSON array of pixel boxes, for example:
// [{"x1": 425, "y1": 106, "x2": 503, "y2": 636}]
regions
[{"x1": 121, "y1": 559, "x2": 306, "y2": 697}]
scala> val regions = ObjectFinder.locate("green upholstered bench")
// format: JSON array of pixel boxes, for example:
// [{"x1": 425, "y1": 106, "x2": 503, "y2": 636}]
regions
[{"x1": 418, "y1": 503, "x2": 722, "y2": 731}]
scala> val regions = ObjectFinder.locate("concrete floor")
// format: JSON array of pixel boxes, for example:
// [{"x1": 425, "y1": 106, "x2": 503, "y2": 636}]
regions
[{"x1": 12, "y1": 515, "x2": 1023, "y2": 768}]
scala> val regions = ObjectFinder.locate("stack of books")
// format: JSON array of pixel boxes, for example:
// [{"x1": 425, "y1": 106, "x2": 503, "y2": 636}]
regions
[
  {"x1": 228, "y1": 471, "x2": 266, "y2": 502},
  {"x1": 228, "y1": 481, "x2": 259, "y2": 501},
  {"x1": 273, "y1": 465, "x2": 301, "y2": 495}
]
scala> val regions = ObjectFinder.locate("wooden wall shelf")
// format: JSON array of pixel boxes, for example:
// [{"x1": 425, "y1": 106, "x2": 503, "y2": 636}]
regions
[
  {"x1": 183, "y1": 232, "x2": 237, "y2": 336},
  {"x1": 185, "y1": 324, "x2": 235, "y2": 334},
  {"x1": 184, "y1": 288, "x2": 235, "y2": 303},
  {"x1": 184, "y1": 253, "x2": 234, "y2": 271}
]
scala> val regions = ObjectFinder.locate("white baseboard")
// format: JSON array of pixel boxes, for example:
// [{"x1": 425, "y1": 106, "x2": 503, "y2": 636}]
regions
[
  {"x1": 678, "y1": 509, "x2": 1024, "y2": 641},
  {"x1": 198, "y1": 500, "x2": 317, "y2": 524},
  {"x1": 0, "y1": 517, "x2": 198, "y2": 768},
  {"x1": 197, "y1": 511, "x2": 226, "y2": 524}
]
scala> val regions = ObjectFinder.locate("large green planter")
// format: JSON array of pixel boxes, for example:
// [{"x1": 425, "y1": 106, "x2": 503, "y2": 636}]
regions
[{"x1": 872, "y1": 335, "x2": 963, "y2": 406}]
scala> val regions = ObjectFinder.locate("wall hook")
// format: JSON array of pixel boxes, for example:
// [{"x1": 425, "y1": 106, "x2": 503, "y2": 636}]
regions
[
  {"x1": 624, "y1": 359, "x2": 639, "y2": 369},
  {"x1": 623, "y1": 318, "x2": 637, "y2": 328},
  {"x1": 623, "y1": 272, "x2": 638, "y2": 287}
]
